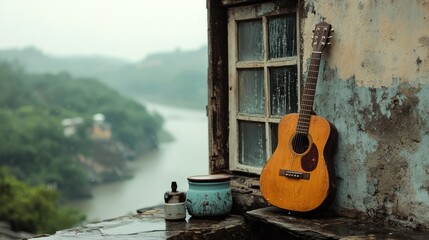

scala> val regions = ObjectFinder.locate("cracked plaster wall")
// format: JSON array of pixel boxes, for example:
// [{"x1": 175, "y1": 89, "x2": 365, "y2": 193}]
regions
[{"x1": 302, "y1": 0, "x2": 429, "y2": 229}]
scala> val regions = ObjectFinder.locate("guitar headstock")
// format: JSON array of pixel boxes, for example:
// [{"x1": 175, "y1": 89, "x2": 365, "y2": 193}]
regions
[{"x1": 311, "y1": 22, "x2": 333, "y2": 52}]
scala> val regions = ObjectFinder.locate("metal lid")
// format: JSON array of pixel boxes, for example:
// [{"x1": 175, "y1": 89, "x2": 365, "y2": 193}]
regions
[{"x1": 187, "y1": 174, "x2": 231, "y2": 183}]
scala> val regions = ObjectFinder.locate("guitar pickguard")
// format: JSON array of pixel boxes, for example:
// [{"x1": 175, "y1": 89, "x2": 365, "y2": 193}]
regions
[{"x1": 301, "y1": 143, "x2": 318, "y2": 172}]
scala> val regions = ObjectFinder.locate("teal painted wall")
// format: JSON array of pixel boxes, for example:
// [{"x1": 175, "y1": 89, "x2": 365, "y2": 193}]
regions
[{"x1": 303, "y1": 0, "x2": 429, "y2": 229}]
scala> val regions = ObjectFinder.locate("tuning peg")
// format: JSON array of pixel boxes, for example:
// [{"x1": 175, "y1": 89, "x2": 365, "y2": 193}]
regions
[
  {"x1": 328, "y1": 36, "x2": 333, "y2": 39},
  {"x1": 327, "y1": 42, "x2": 332, "y2": 45},
  {"x1": 311, "y1": 36, "x2": 313, "y2": 39},
  {"x1": 331, "y1": 28, "x2": 335, "y2": 32}
]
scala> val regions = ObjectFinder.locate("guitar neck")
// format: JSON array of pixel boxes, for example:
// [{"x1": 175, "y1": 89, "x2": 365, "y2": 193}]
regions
[{"x1": 296, "y1": 52, "x2": 322, "y2": 135}]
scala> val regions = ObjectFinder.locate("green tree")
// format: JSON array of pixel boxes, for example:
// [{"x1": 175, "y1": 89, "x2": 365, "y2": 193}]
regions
[{"x1": 0, "y1": 168, "x2": 85, "y2": 234}]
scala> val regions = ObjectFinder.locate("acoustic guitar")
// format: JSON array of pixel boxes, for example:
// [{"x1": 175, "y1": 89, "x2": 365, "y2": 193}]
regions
[{"x1": 260, "y1": 21, "x2": 337, "y2": 212}]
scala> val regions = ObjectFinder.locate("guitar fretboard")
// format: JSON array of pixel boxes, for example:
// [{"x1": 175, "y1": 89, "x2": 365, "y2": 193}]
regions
[{"x1": 296, "y1": 52, "x2": 322, "y2": 135}]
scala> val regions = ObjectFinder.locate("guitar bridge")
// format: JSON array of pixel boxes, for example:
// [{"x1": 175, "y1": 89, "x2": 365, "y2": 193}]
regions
[{"x1": 279, "y1": 169, "x2": 310, "y2": 180}]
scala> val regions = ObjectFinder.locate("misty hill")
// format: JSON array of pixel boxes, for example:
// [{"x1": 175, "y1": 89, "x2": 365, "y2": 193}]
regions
[
  {"x1": 0, "y1": 61, "x2": 164, "y2": 200},
  {"x1": 0, "y1": 47, "x2": 129, "y2": 77},
  {"x1": 0, "y1": 46, "x2": 208, "y2": 109}
]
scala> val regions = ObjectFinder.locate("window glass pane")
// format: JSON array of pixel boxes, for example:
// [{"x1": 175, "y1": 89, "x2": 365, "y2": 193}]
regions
[
  {"x1": 238, "y1": 20, "x2": 263, "y2": 61},
  {"x1": 270, "y1": 123, "x2": 279, "y2": 153},
  {"x1": 269, "y1": 14, "x2": 296, "y2": 59},
  {"x1": 238, "y1": 69, "x2": 265, "y2": 115},
  {"x1": 270, "y1": 66, "x2": 298, "y2": 116},
  {"x1": 239, "y1": 121, "x2": 266, "y2": 167}
]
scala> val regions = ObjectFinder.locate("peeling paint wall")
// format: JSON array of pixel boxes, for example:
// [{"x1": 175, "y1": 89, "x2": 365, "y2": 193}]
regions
[{"x1": 303, "y1": 0, "x2": 429, "y2": 229}]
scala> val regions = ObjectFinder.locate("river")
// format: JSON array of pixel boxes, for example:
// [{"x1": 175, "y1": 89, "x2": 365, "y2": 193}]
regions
[{"x1": 69, "y1": 102, "x2": 209, "y2": 221}]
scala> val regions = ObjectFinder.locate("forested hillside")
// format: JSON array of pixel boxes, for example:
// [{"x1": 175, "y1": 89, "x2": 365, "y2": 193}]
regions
[
  {"x1": 0, "y1": 168, "x2": 85, "y2": 234},
  {"x1": 0, "y1": 46, "x2": 208, "y2": 109},
  {"x1": 0, "y1": 61, "x2": 164, "y2": 233}
]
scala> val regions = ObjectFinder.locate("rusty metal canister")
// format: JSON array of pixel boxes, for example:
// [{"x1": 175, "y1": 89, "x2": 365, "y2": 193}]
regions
[{"x1": 164, "y1": 181, "x2": 186, "y2": 220}]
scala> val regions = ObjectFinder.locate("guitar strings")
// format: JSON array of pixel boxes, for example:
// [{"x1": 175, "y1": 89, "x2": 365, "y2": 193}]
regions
[
  {"x1": 295, "y1": 52, "x2": 320, "y2": 157},
  {"x1": 288, "y1": 51, "x2": 320, "y2": 172}
]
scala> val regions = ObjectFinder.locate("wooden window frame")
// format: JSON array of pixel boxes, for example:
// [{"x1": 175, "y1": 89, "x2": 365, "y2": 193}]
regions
[{"x1": 227, "y1": 3, "x2": 300, "y2": 174}]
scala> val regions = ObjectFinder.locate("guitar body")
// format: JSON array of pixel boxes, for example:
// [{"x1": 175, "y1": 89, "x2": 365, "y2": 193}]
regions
[{"x1": 260, "y1": 113, "x2": 337, "y2": 212}]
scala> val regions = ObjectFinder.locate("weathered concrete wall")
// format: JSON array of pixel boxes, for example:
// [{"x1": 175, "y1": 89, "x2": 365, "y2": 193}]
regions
[{"x1": 302, "y1": 0, "x2": 429, "y2": 229}]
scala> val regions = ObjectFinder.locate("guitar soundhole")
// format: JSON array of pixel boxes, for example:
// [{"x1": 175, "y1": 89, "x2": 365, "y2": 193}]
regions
[{"x1": 291, "y1": 133, "x2": 310, "y2": 154}]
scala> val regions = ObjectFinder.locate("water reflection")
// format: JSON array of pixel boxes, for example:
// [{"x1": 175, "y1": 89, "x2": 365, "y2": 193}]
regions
[{"x1": 70, "y1": 102, "x2": 209, "y2": 221}]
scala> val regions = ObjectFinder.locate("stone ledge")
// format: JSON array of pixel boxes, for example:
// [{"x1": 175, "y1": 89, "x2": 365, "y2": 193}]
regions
[
  {"x1": 0, "y1": 221, "x2": 33, "y2": 240},
  {"x1": 29, "y1": 206, "x2": 429, "y2": 239},
  {"x1": 32, "y1": 208, "x2": 246, "y2": 240},
  {"x1": 246, "y1": 207, "x2": 429, "y2": 240}
]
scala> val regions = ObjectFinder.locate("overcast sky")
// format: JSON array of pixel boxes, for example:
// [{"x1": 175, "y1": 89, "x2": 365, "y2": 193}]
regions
[{"x1": 0, "y1": 0, "x2": 207, "y2": 61}]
